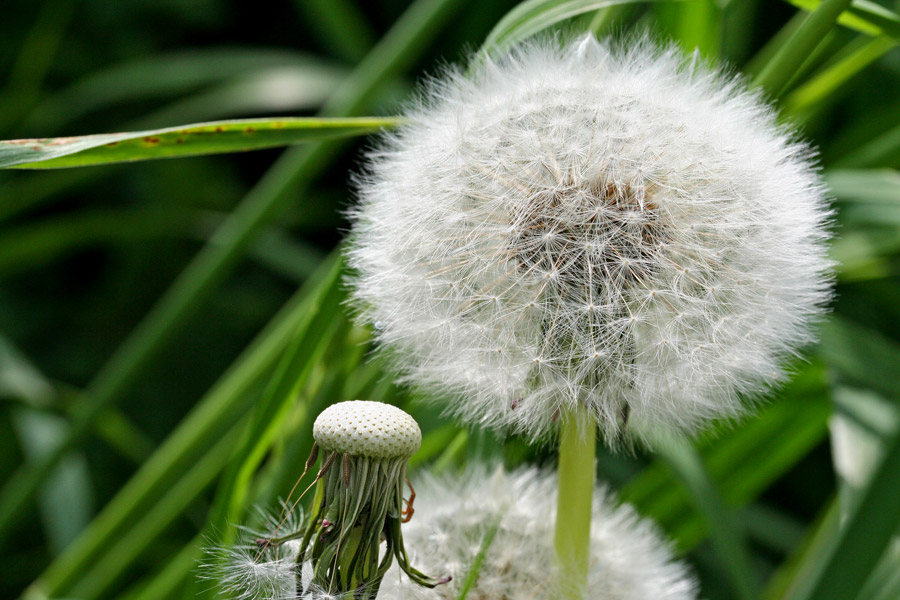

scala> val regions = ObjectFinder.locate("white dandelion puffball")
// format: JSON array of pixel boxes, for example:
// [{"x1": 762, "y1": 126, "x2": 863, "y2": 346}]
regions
[
  {"x1": 348, "y1": 34, "x2": 832, "y2": 444},
  {"x1": 313, "y1": 400, "x2": 422, "y2": 458},
  {"x1": 378, "y1": 467, "x2": 697, "y2": 600}
]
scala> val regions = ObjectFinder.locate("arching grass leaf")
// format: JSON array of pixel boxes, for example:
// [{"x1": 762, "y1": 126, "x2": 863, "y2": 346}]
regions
[{"x1": 0, "y1": 116, "x2": 398, "y2": 169}]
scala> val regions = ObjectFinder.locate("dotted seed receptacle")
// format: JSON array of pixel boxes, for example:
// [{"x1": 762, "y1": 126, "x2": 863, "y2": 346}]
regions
[{"x1": 313, "y1": 400, "x2": 422, "y2": 459}]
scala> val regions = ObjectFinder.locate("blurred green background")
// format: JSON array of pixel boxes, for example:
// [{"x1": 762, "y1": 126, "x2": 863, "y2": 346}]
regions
[{"x1": 1, "y1": 1, "x2": 900, "y2": 600}]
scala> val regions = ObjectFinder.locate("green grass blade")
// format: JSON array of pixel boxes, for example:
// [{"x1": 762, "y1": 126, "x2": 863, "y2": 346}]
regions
[
  {"x1": 654, "y1": 0, "x2": 721, "y2": 58},
  {"x1": 0, "y1": 0, "x2": 466, "y2": 550},
  {"x1": 754, "y1": 0, "x2": 855, "y2": 97},
  {"x1": 833, "y1": 123, "x2": 900, "y2": 168},
  {"x1": 480, "y1": 0, "x2": 661, "y2": 55},
  {"x1": 788, "y1": 426, "x2": 900, "y2": 600},
  {"x1": 67, "y1": 424, "x2": 242, "y2": 598},
  {"x1": 456, "y1": 514, "x2": 504, "y2": 600},
  {"x1": 818, "y1": 317, "x2": 900, "y2": 398},
  {"x1": 0, "y1": 208, "x2": 200, "y2": 277},
  {"x1": 762, "y1": 498, "x2": 840, "y2": 600},
  {"x1": 21, "y1": 257, "x2": 336, "y2": 598},
  {"x1": 213, "y1": 256, "x2": 345, "y2": 540},
  {"x1": 21, "y1": 49, "x2": 336, "y2": 133},
  {"x1": 784, "y1": 35, "x2": 897, "y2": 118},
  {"x1": 623, "y1": 366, "x2": 831, "y2": 550},
  {"x1": 0, "y1": 117, "x2": 398, "y2": 169},
  {"x1": 856, "y1": 540, "x2": 900, "y2": 600},
  {"x1": 126, "y1": 66, "x2": 347, "y2": 129},
  {"x1": 293, "y1": 0, "x2": 375, "y2": 62},
  {"x1": 11, "y1": 410, "x2": 93, "y2": 556},
  {"x1": 785, "y1": 0, "x2": 900, "y2": 38},
  {"x1": 0, "y1": 0, "x2": 74, "y2": 134},
  {"x1": 651, "y1": 434, "x2": 759, "y2": 600},
  {"x1": 118, "y1": 534, "x2": 203, "y2": 600}
]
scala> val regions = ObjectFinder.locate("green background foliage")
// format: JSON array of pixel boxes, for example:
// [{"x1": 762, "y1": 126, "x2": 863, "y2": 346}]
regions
[{"x1": 1, "y1": 1, "x2": 899, "y2": 600}]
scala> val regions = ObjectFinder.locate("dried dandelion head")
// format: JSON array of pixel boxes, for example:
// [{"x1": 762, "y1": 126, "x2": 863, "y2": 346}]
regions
[
  {"x1": 201, "y1": 401, "x2": 447, "y2": 600},
  {"x1": 348, "y1": 34, "x2": 832, "y2": 445},
  {"x1": 378, "y1": 467, "x2": 698, "y2": 600},
  {"x1": 301, "y1": 401, "x2": 447, "y2": 598}
]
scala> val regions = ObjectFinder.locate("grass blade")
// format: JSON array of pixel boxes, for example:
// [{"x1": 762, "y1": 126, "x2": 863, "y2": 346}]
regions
[
  {"x1": 0, "y1": 117, "x2": 398, "y2": 169},
  {"x1": 0, "y1": 0, "x2": 467, "y2": 550},
  {"x1": 21, "y1": 255, "x2": 338, "y2": 598},
  {"x1": 651, "y1": 434, "x2": 759, "y2": 600},
  {"x1": 754, "y1": 0, "x2": 855, "y2": 97},
  {"x1": 481, "y1": 0, "x2": 660, "y2": 55},
  {"x1": 787, "y1": 426, "x2": 900, "y2": 600},
  {"x1": 785, "y1": 0, "x2": 900, "y2": 39},
  {"x1": 784, "y1": 35, "x2": 897, "y2": 119}
]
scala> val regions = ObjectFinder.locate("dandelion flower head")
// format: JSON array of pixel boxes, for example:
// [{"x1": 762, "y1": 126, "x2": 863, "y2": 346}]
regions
[
  {"x1": 378, "y1": 467, "x2": 698, "y2": 600},
  {"x1": 348, "y1": 34, "x2": 832, "y2": 444}
]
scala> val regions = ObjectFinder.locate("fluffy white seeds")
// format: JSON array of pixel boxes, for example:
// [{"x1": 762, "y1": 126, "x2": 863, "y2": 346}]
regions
[
  {"x1": 379, "y1": 467, "x2": 697, "y2": 600},
  {"x1": 349, "y1": 34, "x2": 833, "y2": 444},
  {"x1": 313, "y1": 400, "x2": 422, "y2": 458}
]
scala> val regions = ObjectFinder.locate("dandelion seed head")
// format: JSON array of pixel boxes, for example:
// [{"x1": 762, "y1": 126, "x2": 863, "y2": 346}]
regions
[
  {"x1": 348, "y1": 34, "x2": 833, "y2": 444},
  {"x1": 378, "y1": 467, "x2": 698, "y2": 600}
]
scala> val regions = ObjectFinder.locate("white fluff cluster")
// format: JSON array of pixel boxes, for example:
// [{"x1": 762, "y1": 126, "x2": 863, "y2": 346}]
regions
[
  {"x1": 378, "y1": 467, "x2": 697, "y2": 600},
  {"x1": 200, "y1": 506, "x2": 366, "y2": 600},
  {"x1": 348, "y1": 34, "x2": 833, "y2": 444},
  {"x1": 313, "y1": 400, "x2": 422, "y2": 458}
]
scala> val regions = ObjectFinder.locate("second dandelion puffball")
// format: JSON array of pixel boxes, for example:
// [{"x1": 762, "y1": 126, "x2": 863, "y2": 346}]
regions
[{"x1": 348, "y1": 35, "x2": 832, "y2": 444}]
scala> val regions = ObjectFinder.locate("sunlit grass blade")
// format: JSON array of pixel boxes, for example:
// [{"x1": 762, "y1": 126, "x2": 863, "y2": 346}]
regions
[
  {"x1": 11, "y1": 410, "x2": 93, "y2": 556},
  {"x1": 856, "y1": 540, "x2": 900, "y2": 600},
  {"x1": 784, "y1": 35, "x2": 897, "y2": 119},
  {"x1": 651, "y1": 434, "x2": 759, "y2": 600},
  {"x1": 654, "y1": 0, "x2": 721, "y2": 58},
  {"x1": 587, "y1": 3, "x2": 643, "y2": 36},
  {"x1": 480, "y1": 0, "x2": 662, "y2": 55},
  {"x1": 785, "y1": 0, "x2": 900, "y2": 38},
  {"x1": 830, "y1": 386, "x2": 898, "y2": 508},
  {"x1": 754, "y1": 0, "x2": 855, "y2": 97},
  {"x1": 0, "y1": 117, "x2": 398, "y2": 169}
]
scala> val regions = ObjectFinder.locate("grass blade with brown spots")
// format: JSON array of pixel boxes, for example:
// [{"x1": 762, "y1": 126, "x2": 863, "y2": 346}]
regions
[{"x1": 0, "y1": 116, "x2": 398, "y2": 169}]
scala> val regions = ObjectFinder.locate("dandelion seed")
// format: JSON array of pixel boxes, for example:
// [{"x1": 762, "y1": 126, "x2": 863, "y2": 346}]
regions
[
  {"x1": 378, "y1": 467, "x2": 698, "y2": 600},
  {"x1": 348, "y1": 34, "x2": 833, "y2": 445}
]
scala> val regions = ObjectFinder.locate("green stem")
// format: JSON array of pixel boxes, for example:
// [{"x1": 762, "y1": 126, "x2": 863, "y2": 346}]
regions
[
  {"x1": 553, "y1": 408, "x2": 596, "y2": 600},
  {"x1": 753, "y1": 0, "x2": 855, "y2": 97}
]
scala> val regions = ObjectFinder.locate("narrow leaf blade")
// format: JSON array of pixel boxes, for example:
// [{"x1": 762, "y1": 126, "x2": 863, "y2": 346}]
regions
[{"x1": 0, "y1": 116, "x2": 398, "y2": 169}]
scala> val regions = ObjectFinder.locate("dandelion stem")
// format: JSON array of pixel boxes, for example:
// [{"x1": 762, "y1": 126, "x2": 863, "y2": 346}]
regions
[{"x1": 554, "y1": 407, "x2": 596, "y2": 600}]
